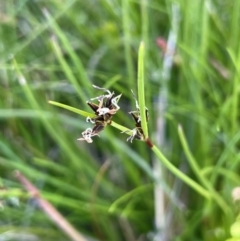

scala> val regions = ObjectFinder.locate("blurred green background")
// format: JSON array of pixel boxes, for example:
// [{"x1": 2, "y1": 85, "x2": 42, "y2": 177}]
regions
[{"x1": 0, "y1": 0, "x2": 240, "y2": 241}]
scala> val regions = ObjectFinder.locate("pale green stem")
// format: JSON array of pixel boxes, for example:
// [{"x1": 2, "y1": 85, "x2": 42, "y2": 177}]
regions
[
  {"x1": 151, "y1": 145, "x2": 211, "y2": 200},
  {"x1": 178, "y1": 124, "x2": 230, "y2": 214}
]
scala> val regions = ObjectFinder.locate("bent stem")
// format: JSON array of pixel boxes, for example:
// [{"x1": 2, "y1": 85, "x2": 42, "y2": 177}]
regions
[
  {"x1": 178, "y1": 124, "x2": 230, "y2": 214},
  {"x1": 151, "y1": 145, "x2": 211, "y2": 199},
  {"x1": 136, "y1": 42, "x2": 210, "y2": 199}
]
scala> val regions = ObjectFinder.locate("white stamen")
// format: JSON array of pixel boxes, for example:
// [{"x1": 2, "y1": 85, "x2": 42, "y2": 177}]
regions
[
  {"x1": 126, "y1": 129, "x2": 138, "y2": 143},
  {"x1": 97, "y1": 107, "x2": 110, "y2": 115},
  {"x1": 92, "y1": 85, "x2": 112, "y2": 98},
  {"x1": 78, "y1": 128, "x2": 100, "y2": 143},
  {"x1": 121, "y1": 128, "x2": 139, "y2": 143},
  {"x1": 86, "y1": 116, "x2": 95, "y2": 123},
  {"x1": 78, "y1": 128, "x2": 94, "y2": 143},
  {"x1": 90, "y1": 95, "x2": 105, "y2": 102},
  {"x1": 111, "y1": 94, "x2": 122, "y2": 111}
]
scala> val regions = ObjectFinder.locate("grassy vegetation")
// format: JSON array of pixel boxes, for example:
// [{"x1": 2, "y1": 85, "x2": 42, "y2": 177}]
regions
[{"x1": 0, "y1": 0, "x2": 240, "y2": 240}]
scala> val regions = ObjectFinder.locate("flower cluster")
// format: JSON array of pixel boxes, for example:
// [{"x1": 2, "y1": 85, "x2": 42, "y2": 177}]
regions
[
  {"x1": 123, "y1": 90, "x2": 149, "y2": 143},
  {"x1": 77, "y1": 85, "x2": 121, "y2": 143},
  {"x1": 78, "y1": 85, "x2": 148, "y2": 143}
]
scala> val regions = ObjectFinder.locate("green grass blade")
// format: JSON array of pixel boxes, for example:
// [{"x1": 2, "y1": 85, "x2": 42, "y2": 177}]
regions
[
  {"x1": 137, "y1": 41, "x2": 148, "y2": 139},
  {"x1": 50, "y1": 36, "x2": 87, "y2": 102},
  {"x1": 109, "y1": 184, "x2": 152, "y2": 214},
  {"x1": 122, "y1": 0, "x2": 135, "y2": 88},
  {"x1": 227, "y1": 48, "x2": 240, "y2": 135},
  {"x1": 43, "y1": 8, "x2": 90, "y2": 93}
]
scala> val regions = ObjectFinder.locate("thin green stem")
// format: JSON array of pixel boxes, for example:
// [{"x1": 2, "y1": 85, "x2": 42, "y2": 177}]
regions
[
  {"x1": 48, "y1": 101, "x2": 132, "y2": 134},
  {"x1": 136, "y1": 41, "x2": 209, "y2": 199},
  {"x1": 48, "y1": 101, "x2": 95, "y2": 118},
  {"x1": 178, "y1": 124, "x2": 230, "y2": 214},
  {"x1": 151, "y1": 145, "x2": 211, "y2": 200}
]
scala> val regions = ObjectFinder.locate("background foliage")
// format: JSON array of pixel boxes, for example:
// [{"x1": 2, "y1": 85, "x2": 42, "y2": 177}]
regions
[{"x1": 0, "y1": 0, "x2": 240, "y2": 240}]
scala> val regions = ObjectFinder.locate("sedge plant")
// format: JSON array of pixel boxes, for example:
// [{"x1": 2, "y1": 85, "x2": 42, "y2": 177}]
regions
[{"x1": 49, "y1": 41, "x2": 221, "y2": 208}]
